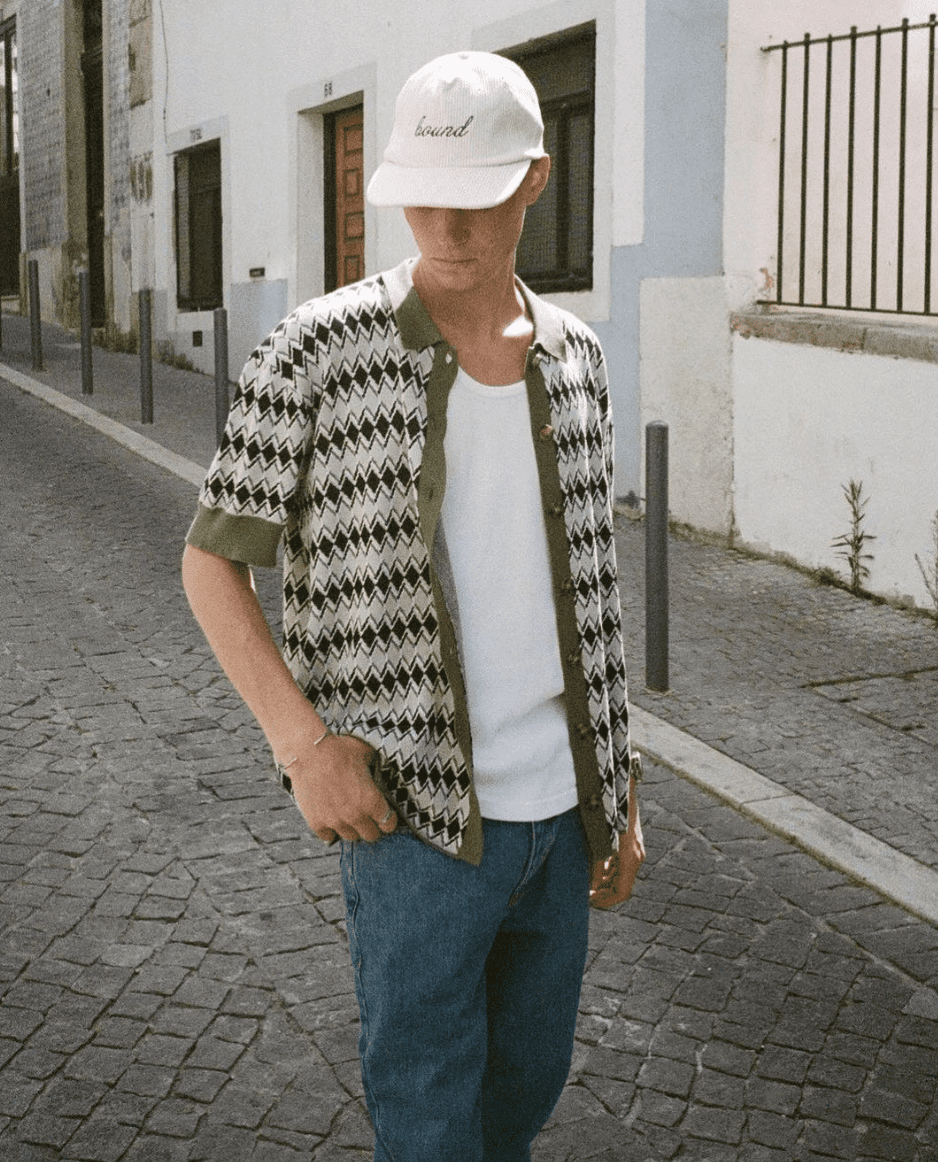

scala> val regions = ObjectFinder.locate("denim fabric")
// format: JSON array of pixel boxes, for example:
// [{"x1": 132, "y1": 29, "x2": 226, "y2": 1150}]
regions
[{"x1": 340, "y1": 808, "x2": 591, "y2": 1162}]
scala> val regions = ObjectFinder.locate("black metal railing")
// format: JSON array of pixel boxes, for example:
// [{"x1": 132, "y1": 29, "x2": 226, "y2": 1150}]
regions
[{"x1": 764, "y1": 17, "x2": 938, "y2": 316}]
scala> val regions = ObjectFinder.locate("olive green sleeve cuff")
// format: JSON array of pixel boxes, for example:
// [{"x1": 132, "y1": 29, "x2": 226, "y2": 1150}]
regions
[{"x1": 185, "y1": 504, "x2": 283, "y2": 568}]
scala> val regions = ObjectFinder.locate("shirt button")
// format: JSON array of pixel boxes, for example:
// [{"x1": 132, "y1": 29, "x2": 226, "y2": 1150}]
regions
[
  {"x1": 549, "y1": 504, "x2": 564, "y2": 518},
  {"x1": 576, "y1": 722, "x2": 592, "y2": 740},
  {"x1": 539, "y1": 424, "x2": 554, "y2": 442},
  {"x1": 585, "y1": 794, "x2": 602, "y2": 810},
  {"x1": 444, "y1": 352, "x2": 453, "y2": 363},
  {"x1": 567, "y1": 650, "x2": 582, "y2": 666}
]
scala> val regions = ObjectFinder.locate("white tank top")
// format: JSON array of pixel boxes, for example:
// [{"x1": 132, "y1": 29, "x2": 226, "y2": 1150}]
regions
[{"x1": 434, "y1": 367, "x2": 578, "y2": 821}]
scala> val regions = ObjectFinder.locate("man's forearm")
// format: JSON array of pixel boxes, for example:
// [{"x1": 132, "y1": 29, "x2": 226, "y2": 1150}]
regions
[
  {"x1": 181, "y1": 542, "x2": 396, "y2": 844},
  {"x1": 181, "y1": 543, "x2": 324, "y2": 759}
]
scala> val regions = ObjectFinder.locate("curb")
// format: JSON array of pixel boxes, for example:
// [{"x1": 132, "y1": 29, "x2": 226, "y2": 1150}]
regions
[
  {"x1": 631, "y1": 706, "x2": 938, "y2": 927},
  {"x1": 0, "y1": 361, "x2": 207, "y2": 488}
]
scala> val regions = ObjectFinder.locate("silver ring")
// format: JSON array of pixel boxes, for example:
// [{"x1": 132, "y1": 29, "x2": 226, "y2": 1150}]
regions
[{"x1": 380, "y1": 806, "x2": 394, "y2": 825}]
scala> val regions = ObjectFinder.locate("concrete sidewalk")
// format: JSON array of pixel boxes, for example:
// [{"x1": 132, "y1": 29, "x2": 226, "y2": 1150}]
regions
[{"x1": 2, "y1": 308, "x2": 937, "y2": 928}]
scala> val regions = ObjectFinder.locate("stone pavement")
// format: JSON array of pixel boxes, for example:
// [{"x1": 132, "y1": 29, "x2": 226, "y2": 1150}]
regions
[{"x1": 1, "y1": 312, "x2": 937, "y2": 1161}]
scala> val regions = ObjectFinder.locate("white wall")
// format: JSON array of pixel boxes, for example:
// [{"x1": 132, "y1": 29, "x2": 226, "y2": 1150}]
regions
[
  {"x1": 150, "y1": 0, "x2": 645, "y2": 377},
  {"x1": 719, "y1": 0, "x2": 938, "y2": 611},
  {"x1": 733, "y1": 335, "x2": 938, "y2": 607},
  {"x1": 144, "y1": 0, "x2": 938, "y2": 610},
  {"x1": 641, "y1": 277, "x2": 734, "y2": 536}
]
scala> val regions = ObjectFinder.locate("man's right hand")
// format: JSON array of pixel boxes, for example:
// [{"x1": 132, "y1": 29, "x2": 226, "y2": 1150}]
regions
[{"x1": 288, "y1": 732, "x2": 398, "y2": 845}]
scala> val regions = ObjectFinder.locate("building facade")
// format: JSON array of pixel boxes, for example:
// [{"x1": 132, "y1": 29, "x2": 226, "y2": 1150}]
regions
[{"x1": 9, "y1": 0, "x2": 938, "y2": 610}]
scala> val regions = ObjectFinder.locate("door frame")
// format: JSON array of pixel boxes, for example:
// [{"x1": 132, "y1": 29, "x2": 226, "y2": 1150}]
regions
[{"x1": 290, "y1": 64, "x2": 376, "y2": 308}]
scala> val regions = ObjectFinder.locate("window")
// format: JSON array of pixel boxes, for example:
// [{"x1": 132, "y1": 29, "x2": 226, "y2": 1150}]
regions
[
  {"x1": 503, "y1": 25, "x2": 595, "y2": 294},
  {"x1": 765, "y1": 17, "x2": 938, "y2": 316},
  {"x1": 175, "y1": 140, "x2": 222, "y2": 311}
]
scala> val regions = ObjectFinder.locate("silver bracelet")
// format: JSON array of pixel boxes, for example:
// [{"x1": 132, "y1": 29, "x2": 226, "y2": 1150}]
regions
[
  {"x1": 278, "y1": 728, "x2": 331, "y2": 772},
  {"x1": 276, "y1": 729, "x2": 330, "y2": 797}
]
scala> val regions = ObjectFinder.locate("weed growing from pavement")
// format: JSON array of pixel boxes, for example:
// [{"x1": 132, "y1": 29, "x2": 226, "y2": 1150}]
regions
[
  {"x1": 914, "y1": 511, "x2": 938, "y2": 624},
  {"x1": 93, "y1": 325, "x2": 137, "y2": 354},
  {"x1": 832, "y1": 479, "x2": 876, "y2": 595},
  {"x1": 623, "y1": 502, "x2": 938, "y2": 623},
  {"x1": 91, "y1": 326, "x2": 197, "y2": 373},
  {"x1": 154, "y1": 341, "x2": 198, "y2": 373}
]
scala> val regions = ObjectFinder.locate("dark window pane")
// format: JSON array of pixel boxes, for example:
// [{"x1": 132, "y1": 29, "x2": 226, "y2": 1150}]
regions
[
  {"x1": 0, "y1": 18, "x2": 18, "y2": 296},
  {"x1": 567, "y1": 109, "x2": 592, "y2": 273},
  {"x1": 175, "y1": 141, "x2": 222, "y2": 310},
  {"x1": 504, "y1": 26, "x2": 594, "y2": 293},
  {"x1": 516, "y1": 118, "x2": 558, "y2": 277},
  {"x1": 190, "y1": 186, "x2": 221, "y2": 304},
  {"x1": 518, "y1": 37, "x2": 594, "y2": 104},
  {"x1": 174, "y1": 153, "x2": 191, "y2": 301}
]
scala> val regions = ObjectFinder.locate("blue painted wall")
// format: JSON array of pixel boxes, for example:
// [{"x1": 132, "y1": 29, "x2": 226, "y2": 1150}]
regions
[{"x1": 592, "y1": 0, "x2": 729, "y2": 502}]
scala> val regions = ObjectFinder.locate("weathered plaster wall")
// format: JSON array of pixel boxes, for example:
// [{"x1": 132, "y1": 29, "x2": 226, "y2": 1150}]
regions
[{"x1": 733, "y1": 331, "x2": 938, "y2": 607}]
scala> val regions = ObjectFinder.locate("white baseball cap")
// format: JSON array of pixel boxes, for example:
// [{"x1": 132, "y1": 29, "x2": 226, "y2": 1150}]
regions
[{"x1": 366, "y1": 51, "x2": 545, "y2": 210}]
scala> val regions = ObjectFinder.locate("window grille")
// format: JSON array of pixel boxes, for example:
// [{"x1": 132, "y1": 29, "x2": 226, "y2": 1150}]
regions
[
  {"x1": 503, "y1": 26, "x2": 595, "y2": 294},
  {"x1": 764, "y1": 17, "x2": 938, "y2": 316},
  {"x1": 175, "y1": 140, "x2": 223, "y2": 311}
]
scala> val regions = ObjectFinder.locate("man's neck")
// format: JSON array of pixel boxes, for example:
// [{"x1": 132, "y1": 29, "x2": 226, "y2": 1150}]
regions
[{"x1": 413, "y1": 260, "x2": 527, "y2": 338}]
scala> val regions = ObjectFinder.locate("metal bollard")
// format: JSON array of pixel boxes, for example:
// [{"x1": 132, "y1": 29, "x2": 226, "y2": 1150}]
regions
[
  {"x1": 139, "y1": 288, "x2": 153, "y2": 424},
  {"x1": 645, "y1": 421, "x2": 670, "y2": 692},
  {"x1": 213, "y1": 307, "x2": 229, "y2": 447},
  {"x1": 79, "y1": 269, "x2": 94, "y2": 396},
  {"x1": 28, "y1": 258, "x2": 42, "y2": 371}
]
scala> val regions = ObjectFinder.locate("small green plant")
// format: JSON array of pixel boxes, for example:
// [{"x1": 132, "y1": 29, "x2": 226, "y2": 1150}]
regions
[
  {"x1": 831, "y1": 479, "x2": 876, "y2": 594},
  {"x1": 915, "y1": 511, "x2": 938, "y2": 623},
  {"x1": 94, "y1": 325, "x2": 137, "y2": 354},
  {"x1": 155, "y1": 341, "x2": 198, "y2": 373}
]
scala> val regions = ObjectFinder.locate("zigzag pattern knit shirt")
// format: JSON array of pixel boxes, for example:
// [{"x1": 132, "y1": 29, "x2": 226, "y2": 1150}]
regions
[{"x1": 186, "y1": 260, "x2": 632, "y2": 864}]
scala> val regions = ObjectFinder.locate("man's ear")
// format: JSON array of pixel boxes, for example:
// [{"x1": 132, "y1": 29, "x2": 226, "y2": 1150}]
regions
[{"x1": 523, "y1": 155, "x2": 551, "y2": 205}]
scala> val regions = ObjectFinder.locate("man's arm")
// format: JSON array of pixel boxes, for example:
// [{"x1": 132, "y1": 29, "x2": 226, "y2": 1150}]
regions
[
  {"x1": 588, "y1": 773, "x2": 644, "y2": 909},
  {"x1": 181, "y1": 543, "x2": 396, "y2": 843}
]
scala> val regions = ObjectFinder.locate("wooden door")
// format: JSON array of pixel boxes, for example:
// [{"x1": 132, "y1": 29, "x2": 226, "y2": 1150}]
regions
[{"x1": 331, "y1": 105, "x2": 364, "y2": 288}]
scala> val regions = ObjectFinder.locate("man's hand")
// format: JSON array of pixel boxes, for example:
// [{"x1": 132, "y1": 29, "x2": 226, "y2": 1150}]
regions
[
  {"x1": 288, "y1": 732, "x2": 397, "y2": 846},
  {"x1": 589, "y1": 778, "x2": 644, "y2": 909}
]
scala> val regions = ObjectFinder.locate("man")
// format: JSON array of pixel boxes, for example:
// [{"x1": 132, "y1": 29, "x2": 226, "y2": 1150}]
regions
[{"x1": 182, "y1": 50, "x2": 643, "y2": 1162}]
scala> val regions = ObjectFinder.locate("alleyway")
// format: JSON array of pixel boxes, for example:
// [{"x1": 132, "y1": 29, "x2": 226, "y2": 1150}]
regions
[{"x1": 1, "y1": 370, "x2": 937, "y2": 1161}]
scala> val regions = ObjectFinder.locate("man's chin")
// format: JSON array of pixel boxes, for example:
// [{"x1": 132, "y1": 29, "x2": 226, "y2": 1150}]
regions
[{"x1": 422, "y1": 258, "x2": 482, "y2": 290}]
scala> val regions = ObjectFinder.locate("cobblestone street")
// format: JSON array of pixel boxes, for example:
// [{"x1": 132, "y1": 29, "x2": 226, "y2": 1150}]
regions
[{"x1": 2, "y1": 366, "x2": 938, "y2": 1160}]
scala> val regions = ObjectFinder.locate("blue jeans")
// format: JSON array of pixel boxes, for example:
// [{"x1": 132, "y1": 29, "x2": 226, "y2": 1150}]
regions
[{"x1": 340, "y1": 808, "x2": 591, "y2": 1162}]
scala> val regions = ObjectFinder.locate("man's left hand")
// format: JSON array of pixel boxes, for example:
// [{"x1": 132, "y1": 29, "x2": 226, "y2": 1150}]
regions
[{"x1": 589, "y1": 777, "x2": 644, "y2": 909}]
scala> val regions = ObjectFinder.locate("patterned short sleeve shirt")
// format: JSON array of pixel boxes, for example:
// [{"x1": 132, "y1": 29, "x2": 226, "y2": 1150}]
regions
[{"x1": 187, "y1": 260, "x2": 632, "y2": 864}]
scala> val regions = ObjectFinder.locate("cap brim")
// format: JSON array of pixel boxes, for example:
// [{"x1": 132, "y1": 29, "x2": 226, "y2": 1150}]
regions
[{"x1": 366, "y1": 159, "x2": 532, "y2": 209}]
